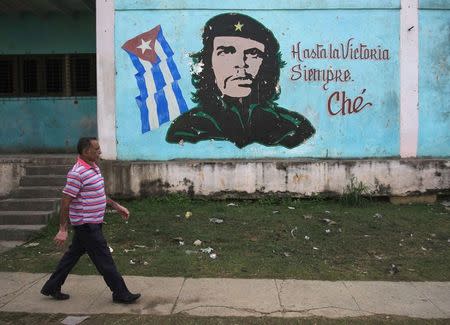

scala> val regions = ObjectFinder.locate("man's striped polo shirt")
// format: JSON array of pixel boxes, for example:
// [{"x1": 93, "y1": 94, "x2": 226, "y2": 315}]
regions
[{"x1": 62, "y1": 157, "x2": 107, "y2": 225}]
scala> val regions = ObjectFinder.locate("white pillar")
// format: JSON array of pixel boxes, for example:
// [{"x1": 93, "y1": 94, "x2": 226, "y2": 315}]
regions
[
  {"x1": 400, "y1": 0, "x2": 419, "y2": 157},
  {"x1": 96, "y1": 0, "x2": 117, "y2": 159}
]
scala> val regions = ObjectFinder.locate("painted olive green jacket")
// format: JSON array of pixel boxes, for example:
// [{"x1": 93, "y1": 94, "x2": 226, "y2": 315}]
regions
[{"x1": 166, "y1": 99, "x2": 315, "y2": 149}]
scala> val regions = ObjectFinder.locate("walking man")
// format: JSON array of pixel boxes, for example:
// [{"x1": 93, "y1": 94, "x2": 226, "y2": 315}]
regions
[{"x1": 41, "y1": 137, "x2": 141, "y2": 304}]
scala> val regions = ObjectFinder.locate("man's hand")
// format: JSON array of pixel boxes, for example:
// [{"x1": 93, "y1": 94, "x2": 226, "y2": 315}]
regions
[
  {"x1": 115, "y1": 203, "x2": 130, "y2": 220},
  {"x1": 54, "y1": 229, "x2": 68, "y2": 247}
]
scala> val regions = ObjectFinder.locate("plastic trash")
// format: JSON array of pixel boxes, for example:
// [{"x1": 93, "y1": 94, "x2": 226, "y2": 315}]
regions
[
  {"x1": 322, "y1": 218, "x2": 337, "y2": 225},
  {"x1": 193, "y1": 239, "x2": 202, "y2": 246},
  {"x1": 200, "y1": 247, "x2": 213, "y2": 254},
  {"x1": 23, "y1": 242, "x2": 39, "y2": 248},
  {"x1": 290, "y1": 226, "x2": 298, "y2": 238},
  {"x1": 209, "y1": 218, "x2": 223, "y2": 224},
  {"x1": 388, "y1": 264, "x2": 399, "y2": 275},
  {"x1": 61, "y1": 316, "x2": 90, "y2": 325}
]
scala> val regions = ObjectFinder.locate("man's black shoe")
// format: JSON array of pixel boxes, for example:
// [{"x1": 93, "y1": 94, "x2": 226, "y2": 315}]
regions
[
  {"x1": 112, "y1": 292, "x2": 141, "y2": 304},
  {"x1": 41, "y1": 288, "x2": 70, "y2": 300}
]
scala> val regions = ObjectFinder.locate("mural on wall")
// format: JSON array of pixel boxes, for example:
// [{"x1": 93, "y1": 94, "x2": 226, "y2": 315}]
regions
[
  {"x1": 122, "y1": 25, "x2": 188, "y2": 133},
  {"x1": 116, "y1": 7, "x2": 400, "y2": 159},
  {"x1": 165, "y1": 13, "x2": 315, "y2": 149}
]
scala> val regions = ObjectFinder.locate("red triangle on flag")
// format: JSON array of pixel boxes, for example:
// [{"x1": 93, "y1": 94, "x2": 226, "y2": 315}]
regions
[{"x1": 122, "y1": 25, "x2": 161, "y2": 63}]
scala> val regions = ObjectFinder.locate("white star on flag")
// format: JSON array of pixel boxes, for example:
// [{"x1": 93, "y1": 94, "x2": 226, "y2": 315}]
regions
[
  {"x1": 137, "y1": 39, "x2": 152, "y2": 54},
  {"x1": 121, "y1": 25, "x2": 189, "y2": 133}
]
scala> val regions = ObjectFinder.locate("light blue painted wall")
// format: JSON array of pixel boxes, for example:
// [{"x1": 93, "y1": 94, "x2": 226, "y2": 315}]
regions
[
  {"x1": 0, "y1": 98, "x2": 97, "y2": 153},
  {"x1": 0, "y1": 13, "x2": 96, "y2": 153},
  {"x1": 418, "y1": 7, "x2": 450, "y2": 157},
  {"x1": 115, "y1": 3, "x2": 399, "y2": 160},
  {"x1": 116, "y1": 0, "x2": 400, "y2": 10}
]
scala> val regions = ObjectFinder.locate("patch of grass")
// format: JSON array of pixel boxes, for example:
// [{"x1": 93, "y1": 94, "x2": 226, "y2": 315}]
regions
[
  {"x1": 341, "y1": 176, "x2": 371, "y2": 206},
  {"x1": 1, "y1": 198, "x2": 449, "y2": 281},
  {"x1": 0, "y1": 312, "x2": 449, "y2": 325}
]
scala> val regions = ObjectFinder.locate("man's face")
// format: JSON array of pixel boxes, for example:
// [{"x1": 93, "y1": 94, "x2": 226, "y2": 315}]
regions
[
  {"x1": 211, "y1": 36, "x2": 265, "y2": 98},
  {"x1": 84, "y1": 140, "x2": 102, "y2": 163}
]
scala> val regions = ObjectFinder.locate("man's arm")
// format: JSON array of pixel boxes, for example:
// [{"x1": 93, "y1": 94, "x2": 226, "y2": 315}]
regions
[
  {"x1": 106, "y1": 197, "x2": 130, "y2": 220},
  {"x1": 54, "y1": 194, "x2": 73, "y2": 247}
]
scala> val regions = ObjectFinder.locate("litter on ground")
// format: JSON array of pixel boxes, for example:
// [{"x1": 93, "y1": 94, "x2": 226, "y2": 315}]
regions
[
  {"x1": 23, "y1": 242, "x2": 39, "y2": 248},
  {"x1": 200, "y1": 247, "x2": 214, "y2": 254},
  {"x1": 61, "y1": 315, "x2": 90, "y2": 325},
  {"x1": 290, "y1": 226, "x2": 298, "y2": 238},
  {"x1": 322, "y1": 218, "x2": 337, "y2": 225}
]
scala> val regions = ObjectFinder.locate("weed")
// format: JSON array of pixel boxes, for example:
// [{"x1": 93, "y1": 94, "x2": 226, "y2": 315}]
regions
[{"x1": 341, "y1": 176, "x2": 371, "y2": 206}]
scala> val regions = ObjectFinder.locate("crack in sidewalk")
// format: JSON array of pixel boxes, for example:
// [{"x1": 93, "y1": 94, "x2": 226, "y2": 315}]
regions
[
  {"x1": 173, "y1": 304, "x2": 374, "y2": 317},
  {"x1": 342, "y1": 281, "x2": 362, "y2": 312},
  {"x1": 170, "y1": 277, "x2": 186, "y2": 315},
  {"x1": 274, "y1": 279, "x2": 284, "y2": 311}
]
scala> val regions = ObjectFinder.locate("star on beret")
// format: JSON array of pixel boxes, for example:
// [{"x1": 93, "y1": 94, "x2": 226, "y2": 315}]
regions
[{"x1": 234, "y1": 21, "x2": 244, "y2": 31}]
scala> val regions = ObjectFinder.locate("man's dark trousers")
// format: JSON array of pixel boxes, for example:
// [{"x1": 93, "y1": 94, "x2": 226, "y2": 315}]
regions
[{"x1": 42, "y1": 223, "x2": 128, "y2": 296}]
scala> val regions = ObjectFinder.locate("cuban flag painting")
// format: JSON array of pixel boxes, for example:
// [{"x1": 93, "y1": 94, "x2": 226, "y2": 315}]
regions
[{"x1": 122, "y1": 25, "x2": 188, "y2": 133}]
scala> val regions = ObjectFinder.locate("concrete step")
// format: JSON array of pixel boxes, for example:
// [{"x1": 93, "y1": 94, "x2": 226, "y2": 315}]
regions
[
  {"x1": 0, "y1": 155, "x2": 76, "y2": 165},
  {"x1": 20, "y1": 175, "x2": 66, "y2": 187},
  {"x1": 13, "y1": 186, "x2": 63, "y2": 198},
  {"x1": 25, "y1": 165, "x2": 71, "y2": 176},
  {"x1": 0, "y1": 211, "x2": 54, "y2": 225},
  {"x1": 0, "y1": 240, "x2": 25, "y2": 253},
  {"x1": 0, "y1": 225, "x2": 46, "y2": 241},
  {"x1": 0, "y1": 198, "x2": 60, "y2": 211}
]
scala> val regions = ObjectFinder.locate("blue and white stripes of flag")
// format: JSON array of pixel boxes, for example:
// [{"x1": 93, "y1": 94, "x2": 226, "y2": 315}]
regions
[{"x1": 122, "y1": 25, "x2": 188, "y2": 133}]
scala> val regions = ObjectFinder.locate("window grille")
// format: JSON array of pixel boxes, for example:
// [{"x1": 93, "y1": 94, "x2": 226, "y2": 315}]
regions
[
  {"x1": 0, "y1": 54, "x2": 96, "y2": 97},
  {"x1": 45, "y1": 57, "x2": 64, "y2": 94},
  {"x1": 71, "y1": 55, "x2": 96, "y2": 96},
  {"x1": 0, "y1": 58, "x2": 15, "y2": 95},
  {"x1": 22, "y1": 58, "x2": 39, "y2": 94}
]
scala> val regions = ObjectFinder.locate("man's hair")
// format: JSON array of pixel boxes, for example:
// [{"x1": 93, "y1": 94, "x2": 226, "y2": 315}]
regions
[
  {"x1": 77, "y1": 137, "x2": 97, "y2": 155},
  {"x1": 191, "y1": 13, "x2": 285, "y2": 108}
]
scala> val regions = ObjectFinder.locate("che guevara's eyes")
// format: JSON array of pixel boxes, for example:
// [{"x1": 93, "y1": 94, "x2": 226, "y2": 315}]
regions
[
  {"x1": 216, "y1": 46, "x2": 236, "y2": 56},
  {"x1": 245, "y1": 48, "x2": 263, "y2": 58}
]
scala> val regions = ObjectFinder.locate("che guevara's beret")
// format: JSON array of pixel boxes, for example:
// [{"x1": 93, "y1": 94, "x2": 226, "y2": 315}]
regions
[{"x1": 202, "y1": 13, "x2": 278, "y2": 51}]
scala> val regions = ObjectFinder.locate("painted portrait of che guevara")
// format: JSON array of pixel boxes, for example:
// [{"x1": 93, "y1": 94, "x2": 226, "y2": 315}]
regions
[{"x1": 166, "y1": 13, "x2": 315, "y2": 149}]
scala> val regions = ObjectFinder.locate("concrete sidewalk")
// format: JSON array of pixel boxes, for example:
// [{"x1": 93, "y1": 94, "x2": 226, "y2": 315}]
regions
[{"x1": 0, "y1": 272, "x2": 449, "y2": 319}]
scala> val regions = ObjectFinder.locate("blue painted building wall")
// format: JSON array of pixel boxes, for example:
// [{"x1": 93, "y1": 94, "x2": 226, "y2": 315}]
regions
[
  {"x1": 115, "y1": 1, "x2": 404, "y2": 160},
  {"x1": 418, "y1": 2, "x2": 450, "y2": 157},
  {"x1": 0, "y1": 13, "x2": 96, "y2": 153}
]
